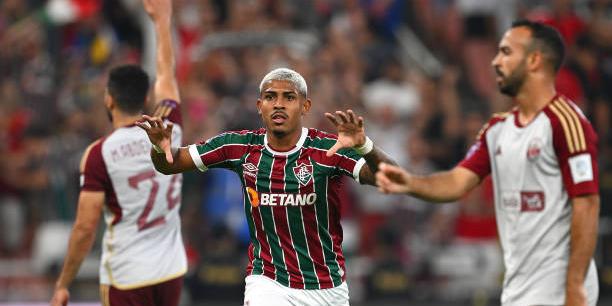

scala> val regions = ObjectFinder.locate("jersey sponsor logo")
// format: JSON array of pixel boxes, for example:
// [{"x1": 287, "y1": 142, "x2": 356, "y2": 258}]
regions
[
  {"x1": 245, "y1": 187, "x2": 316, "y2": 207},
  {"x1": 246, "y1": 187, "x2": 260, "y2": 207},
  {"x1": 569, "y1": 153, "x2": 593, "y2": 184},
  {"x1": 526, "y1": 137, "x2": 543, "y2": 160},
  {"x1": 520, "y1": 191, "x2": 545, "y2": 212},
  {"x1": 501, "y1": 191, "x2": 520, "y2": 212},
  {"x1": 293, "y1": 163, "x2": 313, "y2": 186},
  {"x1": 242, "y1": 163, "x2": 259, "y2": 178}
]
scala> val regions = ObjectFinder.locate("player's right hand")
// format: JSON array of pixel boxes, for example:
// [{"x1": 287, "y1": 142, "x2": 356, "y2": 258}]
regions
[
  {"x1": 136, "y1": 115, "x2": 175, "y2": 164},
  {"x1": 376, "y1": 162, "x2": 412, "y2": 194},
  {"x1": 50, "y1": 288, "x2": 69, "y2": 306},
  {"x1": 143, "y1": 0, "x2": 172, "y2": 24}
]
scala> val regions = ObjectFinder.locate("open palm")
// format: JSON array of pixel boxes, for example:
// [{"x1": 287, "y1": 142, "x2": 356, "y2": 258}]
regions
[
  {"x1": 325, "y1": 110, "x2": 366, "y2": 157},
  {"x1": 136, "y1": 115, "x2": 175, "y2": 163}
]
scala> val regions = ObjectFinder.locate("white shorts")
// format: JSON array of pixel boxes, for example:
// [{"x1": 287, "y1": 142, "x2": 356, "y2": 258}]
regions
[{"x1": 243, "y1": 275, "x2": 349, "y2": 306}]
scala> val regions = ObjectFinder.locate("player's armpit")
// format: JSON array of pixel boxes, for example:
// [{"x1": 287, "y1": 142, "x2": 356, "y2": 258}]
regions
[{"x1": 151, "y1": 146, "x2": 197, "y2": 175}]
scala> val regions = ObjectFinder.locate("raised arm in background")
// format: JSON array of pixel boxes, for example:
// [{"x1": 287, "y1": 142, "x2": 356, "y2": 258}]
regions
[
  {"x1": 144, "y1": 0, "x2": 179, "y2": 103},
  {"x1": 137, "y1": 0, "x2": 196, "y2": 174}
]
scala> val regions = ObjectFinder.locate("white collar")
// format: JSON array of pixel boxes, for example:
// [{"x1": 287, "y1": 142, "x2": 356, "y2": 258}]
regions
[{"x1": 264, "y1": 127, "x2": 308, "y2": 156}]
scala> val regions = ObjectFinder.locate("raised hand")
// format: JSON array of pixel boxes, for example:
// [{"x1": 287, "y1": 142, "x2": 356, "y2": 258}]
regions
[
  {"x1": 136, "y1": 115, "x2": 175, "y2": 163},
  {"x1": 324, "y1": 109, "x2": 366, "y2": 157},
  {"x1": 143, "y1": 0, "x2": 172, "y2": 24},
  {"x1": 376, "y1": 163, "x2": 412, "y2": 194}
]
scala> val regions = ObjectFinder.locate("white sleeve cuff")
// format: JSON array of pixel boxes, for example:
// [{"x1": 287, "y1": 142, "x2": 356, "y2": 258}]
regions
[
  {"x1": 188, "y1": 144, "x2": 208, "y2": 172},
  {"x1": 353, "y1": 158, "x2": 366, "y2": 184}
]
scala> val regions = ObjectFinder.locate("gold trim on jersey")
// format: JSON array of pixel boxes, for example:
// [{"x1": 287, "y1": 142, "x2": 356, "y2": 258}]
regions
[
  {"x1": 558, "y1": 97, "x2": 586, "y2": 151},
  {"x1": 110, "y1": 267, "x2": 187, "y2": 290},
  {"x1": 100, "y1": 285, "x2": 110, "y2": 306},
  {"x1": 554, "y1": 100, "x2": 581, "y2": 151},
  {"x1": 549, "y1": 98, "x2": 586, "y2": 153},
  {"x1": 104, "y1": 218, "x2": 117, "y2": 285},
  {"x1": 549, "y1": 102, "x2": 575, "y2": 153}
]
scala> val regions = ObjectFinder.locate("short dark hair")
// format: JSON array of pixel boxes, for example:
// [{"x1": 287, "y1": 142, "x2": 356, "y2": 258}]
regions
[
  {"x1": 107, "y1": 65, "x2": 150, "y2": 114},
  {"x1": 511, "y1": 19, "x2": 566, "y2": 73}
]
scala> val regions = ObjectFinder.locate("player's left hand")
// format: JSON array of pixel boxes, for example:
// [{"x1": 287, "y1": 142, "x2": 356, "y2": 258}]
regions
[
  {"x1": 565, "y1": 284, "x2": 588, "y2": 306},
  {"x1": 50, "y1": 288, "x2": 69, "y2": 306},
  {"x1": 324, "y1": 109, "x2": 366, "y2": 157}
]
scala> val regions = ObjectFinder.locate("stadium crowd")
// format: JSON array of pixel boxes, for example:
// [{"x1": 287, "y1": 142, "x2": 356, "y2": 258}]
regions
[{"x1": 0, "y1": 0, "x2": 611, "y2": 304}]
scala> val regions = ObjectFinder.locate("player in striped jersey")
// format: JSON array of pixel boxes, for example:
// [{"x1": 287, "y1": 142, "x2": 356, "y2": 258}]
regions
[
  {"x1": 137, "y1": 67, "x2": 395, "y2": 305},
  {"x1": 51, "y1": 0, "x2": 186, "y2": 305},
  {"x1": 377, "y1": 20, "x2": 599, "y2": 306}
]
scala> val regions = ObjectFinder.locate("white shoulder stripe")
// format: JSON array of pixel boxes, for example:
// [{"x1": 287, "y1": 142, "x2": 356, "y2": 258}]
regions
[
  {"x1": 188, "y1": 144, "x2": 207, "y2": 172},
  {"x1": 353, "y1": 158, "x2": 366, "y2": 184}
]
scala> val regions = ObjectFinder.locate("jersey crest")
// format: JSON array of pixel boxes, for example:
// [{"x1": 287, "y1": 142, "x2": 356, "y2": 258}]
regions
[{"x1": 293, "y1": 163, "x2": 313, "y2": 186}]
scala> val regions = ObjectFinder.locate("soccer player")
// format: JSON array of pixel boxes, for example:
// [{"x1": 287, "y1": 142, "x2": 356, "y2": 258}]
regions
[
  {"x1": 377, "y1": 20, "x2": 599, "y2": 306},
  {"x1": 137, "y1": 67, "x2": 395, "y2": 305},
  {"x1": 50, "y1": 0, "x2": 186, "y2": 305}
]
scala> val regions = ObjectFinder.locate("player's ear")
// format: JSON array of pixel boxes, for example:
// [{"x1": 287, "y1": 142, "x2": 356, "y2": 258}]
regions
[
  {"x1": 527, "y1": 50, "x2": 542, "y2": 72},
  {"x1": 256, "y1": 99, "x2": 262, "y2": 115},
  {"x1": 302, "y1": 98, "x2": 312, "y2": 115},
  {"x1": 104, "y1": 91, "x2": 114, "y2": 110}
]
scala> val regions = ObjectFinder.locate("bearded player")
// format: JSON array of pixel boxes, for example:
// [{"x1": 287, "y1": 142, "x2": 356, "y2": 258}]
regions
[
  {"x1": 50, "y1": 0, "x2": 186, "y2": 305},
  {"x1": 377, "y1": 20, "x2": 599, "y2": 306},
  {"x1": 137, "y1": 67, "x2": 395, "y2": 305}
]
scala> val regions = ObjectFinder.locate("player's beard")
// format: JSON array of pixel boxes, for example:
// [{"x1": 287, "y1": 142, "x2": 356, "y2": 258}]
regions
[
  {"x1": 497, "y1": 60, "x2": 527, "y2": 97},
  {"x1": 106, "y1": 109, "x2": 113, "y2": 122}
]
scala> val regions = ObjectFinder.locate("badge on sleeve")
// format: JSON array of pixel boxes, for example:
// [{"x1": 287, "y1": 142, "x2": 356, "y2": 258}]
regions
[{"x1": 568, "y1": 153, "x2": 593, "y2": 184}]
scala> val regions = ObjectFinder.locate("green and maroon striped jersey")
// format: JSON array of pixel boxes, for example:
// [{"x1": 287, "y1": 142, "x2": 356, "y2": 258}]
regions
[{"x1": 188, "y1": 127, "x2": 365, "y2": 289}]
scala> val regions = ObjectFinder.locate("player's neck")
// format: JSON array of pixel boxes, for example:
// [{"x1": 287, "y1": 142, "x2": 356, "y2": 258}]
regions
[
  {"x1": 514, "y1": 79, "x2": 556, "y2": 124},
  {"x1": 267, "y1": 128, "x2": 302, "y2": 152},
  {"x1": 112, "y1": 111, "x2": 143, "y2": 129}
]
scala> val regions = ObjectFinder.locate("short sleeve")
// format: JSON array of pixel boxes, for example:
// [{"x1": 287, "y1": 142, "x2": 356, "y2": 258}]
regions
[
  {"x1": 458, "y1": 128, "x2": 491, "y2": 179},
  {"x1": 81, "y1": 139, "x2": 111, "y2": 192},
  {"x1": 188, "y1": 131, "x2": 252, "y2": 172},
  {"x1": 334, "y1": 148, "x2": 366, "y2": 183},
  {"x1": 153, "y1": 99, "x2": 182, "y2": 126},
  {"x1": 547, "y1": 100, "x2": 599, "y2": 198}
]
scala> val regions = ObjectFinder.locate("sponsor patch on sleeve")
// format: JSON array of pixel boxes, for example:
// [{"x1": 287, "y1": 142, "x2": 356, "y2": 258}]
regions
[{"x1": 568, "y1": 153, "x2": 593, "y2": 184}]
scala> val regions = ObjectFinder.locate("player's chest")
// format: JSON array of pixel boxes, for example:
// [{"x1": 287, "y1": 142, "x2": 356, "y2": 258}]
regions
[
  {"x1": 489, "y1": 119, "x2": 557, "y2": 175},
  {"x1": 239, "y1": 153, "x2": 331, "y2": 192}
]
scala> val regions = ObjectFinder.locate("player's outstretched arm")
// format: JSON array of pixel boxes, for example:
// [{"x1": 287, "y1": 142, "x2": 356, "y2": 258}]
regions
[
  {"x1": 50, "y1": 191, "x2": 104, "y2": 306},
  {"x1": 143, "y1": 0, "x2": 179, "y2": 103},
  {"x1": 324, "y1": 109, "x2": 397, "y2": 186},
  {"x1": 136, "y1": 115, "x2": 195, "y2": 174},
  {"x1": 565, "y1": 194, "x2": 599, "y2": 306},
  {"x1": 377, "y1": 163, "x2": 480, "y2": 202}
]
